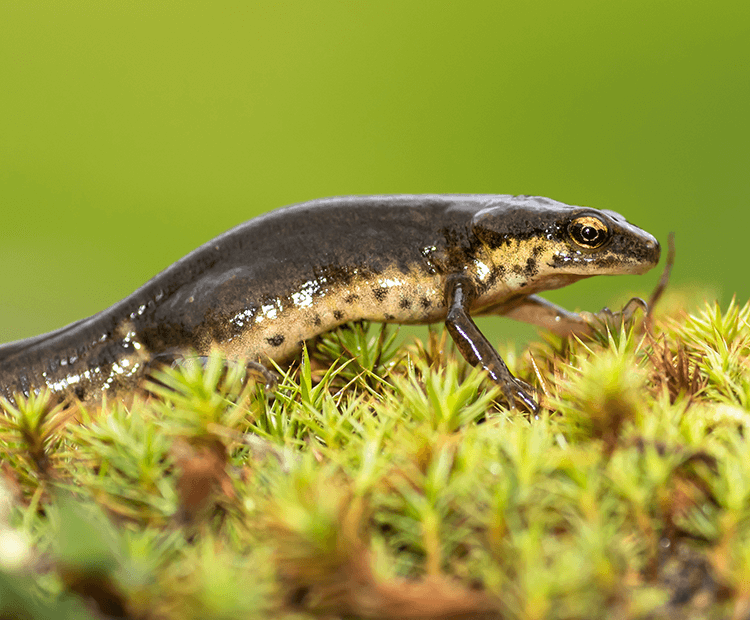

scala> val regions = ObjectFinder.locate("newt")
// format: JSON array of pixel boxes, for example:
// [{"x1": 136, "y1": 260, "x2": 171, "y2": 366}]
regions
[{"x1": 0, "y1": 195, "x2": 660, "y2": 411}]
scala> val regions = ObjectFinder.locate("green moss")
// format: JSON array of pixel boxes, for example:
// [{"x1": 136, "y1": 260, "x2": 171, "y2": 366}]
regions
[{"x1": 2, "y1": 296, "x2": 750, "y2": 619}]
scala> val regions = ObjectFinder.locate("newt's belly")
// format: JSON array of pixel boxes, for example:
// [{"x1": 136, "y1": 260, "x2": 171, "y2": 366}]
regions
[{"x1": 208, "y1": 265, "x2": 448, "y2": 362}]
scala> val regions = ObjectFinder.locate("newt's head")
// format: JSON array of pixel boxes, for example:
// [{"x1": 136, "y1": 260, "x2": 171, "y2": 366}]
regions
[{"x1": 469, "y1": 195, "x2": 660, "y2": 293}]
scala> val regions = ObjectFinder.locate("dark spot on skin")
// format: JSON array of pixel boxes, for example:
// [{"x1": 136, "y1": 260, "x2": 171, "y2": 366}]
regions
[
  {"x1": 289, "y1": 586, "x2": 310, "y2": 607},
  {"x1": 313, "y1": 315, "x2": 322, "y2": 327},
  {"x1": 399, "y1": 298, "x2": 412, "y2": 309},
  {"x1": 532, "y1": 244, "x2": 544, "y2": 257},
  {"x1": 333, "y1": 310, "x2": 344, "y2": 320},
  {"x1": 74, "y1": 385, "x2": 87, "y2": 401},
  {"x1": 524, "y1": 258, "x2": 538, "y2": 277},
  {"x1": 373, "y1": 288, "x2": 388, "y2": 302},
  {"x1": 421, "y1": 296, "x2": 432, "y2": 308},
  {"x1": 344, "y1": 293, "x2": 359, "y2": 304},
  {"x1": 384, "y1": 313, "x2": 395, "y2": 320},
  {"x1": 266, "y1": 334, "x2": 285, "y2": 347},
  {"x1": 512, "y1": 264, "x2": 523, "y2": 275}
]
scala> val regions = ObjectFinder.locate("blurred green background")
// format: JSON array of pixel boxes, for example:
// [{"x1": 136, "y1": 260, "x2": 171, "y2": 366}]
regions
[{"x1": 1, "y1": 1, "x2": 748, "y2": 347}]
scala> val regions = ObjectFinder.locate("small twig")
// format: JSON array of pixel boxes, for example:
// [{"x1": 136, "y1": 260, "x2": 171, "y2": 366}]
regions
[{"x1": 647, "y1": 232, "x2": 676, "y2": 315}]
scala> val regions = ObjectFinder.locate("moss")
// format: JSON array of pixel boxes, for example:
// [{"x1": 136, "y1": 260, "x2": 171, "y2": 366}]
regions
[{"x1": 2, "y1": 296, "x2": 750, "y2": 619}]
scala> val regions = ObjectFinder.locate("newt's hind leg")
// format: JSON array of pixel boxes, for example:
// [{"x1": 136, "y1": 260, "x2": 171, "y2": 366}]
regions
[
  {"x1": 149, "y1": 352, "x2": 278, "y2": 391},
  {"x1": 187, "y1": 357, "x2": 277, "y2": 391}
]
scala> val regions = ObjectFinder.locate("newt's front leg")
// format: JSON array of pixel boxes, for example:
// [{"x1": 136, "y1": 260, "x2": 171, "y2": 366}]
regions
[
  {"x1": 444, "y1": 276, "x2": 539, "y2": 413},
  {"x1": 482, "y1": 294, "x2": 648, "y2": 338}
]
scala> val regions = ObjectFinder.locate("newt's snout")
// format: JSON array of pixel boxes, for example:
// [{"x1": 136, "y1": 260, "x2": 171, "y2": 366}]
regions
[{"x1": 637, "y1": 234, "x2": 661, "y2": 273}]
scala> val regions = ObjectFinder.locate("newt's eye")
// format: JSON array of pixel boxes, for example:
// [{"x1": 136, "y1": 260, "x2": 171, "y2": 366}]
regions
[{"x1": 568, "y1": 215, "x2": 610, "y2": 249}]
